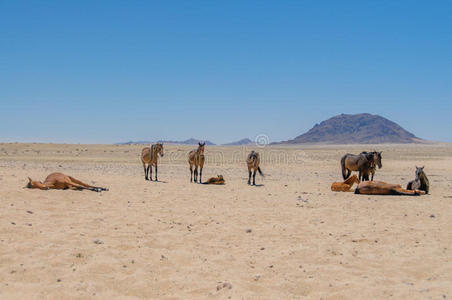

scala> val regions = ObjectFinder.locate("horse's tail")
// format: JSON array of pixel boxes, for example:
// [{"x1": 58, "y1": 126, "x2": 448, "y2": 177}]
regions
[
  {"x1": 341, "y1": 155, "x2": 348, "y2": 180},
  {"x1": 257, "y1": 167, "x2": 264, "y2": 177}
]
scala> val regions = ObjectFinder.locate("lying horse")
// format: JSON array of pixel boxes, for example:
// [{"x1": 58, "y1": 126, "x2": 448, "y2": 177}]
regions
[
  {"x1": 26, "y1": 173, "x2": 108, "y2": 192},
  {"x1": 407, "y1": 166, "x2": 429, "y2": 194},
  {"x1": 355, "y1": 181, "x2": 424, "y2": 196},
  {"x1": 331, "y1": 175, "x2": 360, "y2": 192},
  {"x1": 202, "y1": 175, "x2": 225, "y2": 185}
]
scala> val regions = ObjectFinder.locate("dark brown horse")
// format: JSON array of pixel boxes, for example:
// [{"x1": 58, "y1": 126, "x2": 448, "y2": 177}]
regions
[
  {"x1": 360, "y1": 151, "x2": 382, "y2": 181},
  {"x1": 188, "y1": 142, "x2": 205, "y2": 183},
  {"x1": 341, "y1": 151, "x2": 382, "y2": 181},
  {"x1": 407, "y1": 166, "x2": 429, "y2": 194},
  {"x1": 202, "y1": 175, "x2": 225, "y2": 185},
  {"x1": 141, "y1": 143, "x2": 164, "y2": 181}
]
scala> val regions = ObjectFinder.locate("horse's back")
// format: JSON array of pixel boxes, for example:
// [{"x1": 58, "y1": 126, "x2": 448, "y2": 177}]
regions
[
  {"x1": 141, "y1": 147, "x2": 151, "y2": 163},
  {"x1": 44, "y1": 172, "x2": 67, "y2": 183}
]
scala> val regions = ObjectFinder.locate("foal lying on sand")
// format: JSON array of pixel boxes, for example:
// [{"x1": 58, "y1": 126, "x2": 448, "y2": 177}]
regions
[
  {"x1": 202, "y1": 175, "x2": 225, "y2": 185},
  {"x1": 331, "y1": 175, "x2": 360, "y2": 192},
  {"x1": 27, "y1": 173, "x2": 108, "y2": 192},
  {"x1": 355, "y1": 181, "x2": 424, "y2": 196}
]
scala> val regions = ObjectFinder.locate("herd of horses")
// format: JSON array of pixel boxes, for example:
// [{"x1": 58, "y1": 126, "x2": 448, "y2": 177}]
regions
[{"x1": 26, "y1": 143, "x2": 429, "y2": 196}]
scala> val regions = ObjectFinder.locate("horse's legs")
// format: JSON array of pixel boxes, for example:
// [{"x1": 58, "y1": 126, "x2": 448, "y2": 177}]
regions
[
  {"x1": 194, "y1": 166, "x2": 198, "y2": 183},
  {"x1": 248, "y1": 171, "x2": 252, "y2": 185},
  {"x1": 199, "y1": 167, "x2": 203, "y2": 183},
  {"x1": 68, "y1": 176, "x2": 108, "y2": 191},
  {"x1": 148, "y1": 165, "x2": 153, "y2": 181},
  {"x1": 190, "y1": 164, "x2": 193, "y2": 182},
  {"x1": 253, "y1": 170, "x2": 257, "y2": 185},
  {"x1": 155, "y1": 164, "x2": 158, "y2": 181},
  {"x1": 144, "y1": 164, "x2": 148, "y2": 180}
]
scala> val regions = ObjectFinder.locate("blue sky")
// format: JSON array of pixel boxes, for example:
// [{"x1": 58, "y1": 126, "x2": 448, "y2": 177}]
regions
[{"x1": 1, "y1": 0, "x2": 451, "y2": 144}]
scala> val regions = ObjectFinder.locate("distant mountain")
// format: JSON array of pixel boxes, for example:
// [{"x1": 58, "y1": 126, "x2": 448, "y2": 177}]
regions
[
  {"x1": 116, "y1": 138, "x2": 216, "y2": 145},
  {"x1": 279, "y1": 113, "x2": 424, "y2": 144},
  {"x1": 223, "y1": 138, "x2": 253, "y2": 146}
]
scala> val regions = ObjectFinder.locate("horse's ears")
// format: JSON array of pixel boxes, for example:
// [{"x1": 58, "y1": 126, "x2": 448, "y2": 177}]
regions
[
  {"x1": 198, "y1": 142, "x2": 201, "y2": 146},
  {"x1": 28, "y1": 177, "x2": 32, "y2": 182},
  {"x1": 421, "y1": 166, "x2": 424, "y2": 169}
]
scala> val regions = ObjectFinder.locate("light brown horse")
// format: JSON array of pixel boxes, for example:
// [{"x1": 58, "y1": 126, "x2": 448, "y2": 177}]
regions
[
  {"x1": 331, "y1": 174, "x2": 360, "y2": 192},
  {"x1": 246, "y1": 150, "x2": 263, "y2": 185},
  {"x1": 188, "y1": 142, "x2": 205, "y2": 183},
  {"x1": 355, "y1": 181, "x2": 425, "y2": 196},
  {"x1": 141, "y1": 143, "x2": 164, "y2": 181},
  {"x1": 26, "y1": 173, "x2": 108, "y2": 192},
  {"x1": 202, "y1": 175, "x2": 225, "y2": 185}
]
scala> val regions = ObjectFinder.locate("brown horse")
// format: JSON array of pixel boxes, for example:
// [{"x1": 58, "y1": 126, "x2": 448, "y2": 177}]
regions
[
  {"x1": 331, "y1": 174, "x2": 360, "y2": 192},
  {"x1": 355, "y1": 181, "x2": 424, "y2": 196},
  {"x1": 26, "y1": 173, "x2": 108, "y2": 192},
  {"x1": 141, "y1": 143, "x2": 164, "y2": 181},
  {"x1": 407, "y1": 166, "x2": 429, "y2": 194},
  {"x1": 203, "y1": 175, "x2": 225, "y2": 185},
  {"x1": 246, "y1": 150, "x2": 263, "y2": 185},
  {"x1": 188, "y1": 142, "x2": 205, "y2": 183},
  {"x1": 341, "y1": 151, "x2": 382, "y2": 181},
  {"x1": 360, "y1": 151, "x2": 382, "y2": 181}
]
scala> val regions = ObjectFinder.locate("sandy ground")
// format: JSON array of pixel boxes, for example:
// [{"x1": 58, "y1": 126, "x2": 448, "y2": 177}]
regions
[{"x1": 0, "y1": 143, "x2": 451, "y2": 299}]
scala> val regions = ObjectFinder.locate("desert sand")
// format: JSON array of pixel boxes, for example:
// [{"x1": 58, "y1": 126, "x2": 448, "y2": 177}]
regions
[{"x1": 0, "y1": 143, "x2": 451, "y2": 299}]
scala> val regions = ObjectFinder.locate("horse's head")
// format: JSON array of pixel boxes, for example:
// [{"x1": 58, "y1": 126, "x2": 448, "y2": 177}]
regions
[
  {"x1": 415, "y1": 166, "x2": 425, "y2": 179},
  {"x1": 198, "y1": 142, "x2": 205, "y2": 155},
  {"x1": 374, "y1": 151, "x2": 382, "y2": 168},
  {"x1": 156, "y1": 143, "x2": 164, "y2": 157},
  {"x1": 26, "y1": 177, "x2": 48, "y2": 190}
]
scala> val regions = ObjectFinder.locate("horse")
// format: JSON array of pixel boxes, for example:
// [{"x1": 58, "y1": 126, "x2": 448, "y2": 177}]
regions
[
  {"x1": 407, "y1": 166, "x2": 429, "y2": 194},
  {"x1": 360, "y1": 151, "x2": 382, "y2": 181},
  {"x1": 341, "y1": 151, "x2": 381, "y2": 181},
  {"x1": 203, "y1": 175, "x2": 225, "y2": 185},
  {"x1": 141, "y1": 143, "x2": 164, "y2": 181},
  {"x1": 188, "y1": 142, "x2": 205, "y2": 183},
  {"x1": 355, "y1": 181, "x2": 425, "y2": 196},
  {"x1": 331, "y1": 174, "x2": 360, "y2": 192},
  {"x1": 26, "y1": 173, "x2": 108, "y2": 192},
  {"x1": 246, "y1": 150, "x2": 264, "y2": 185}
]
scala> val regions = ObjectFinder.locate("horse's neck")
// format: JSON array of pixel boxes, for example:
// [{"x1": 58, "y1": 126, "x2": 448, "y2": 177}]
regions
[{"x1": 419, "y1": 173, "x2": 428, "y2": 184}]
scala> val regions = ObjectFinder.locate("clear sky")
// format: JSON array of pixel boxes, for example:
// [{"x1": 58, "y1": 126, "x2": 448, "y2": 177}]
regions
[{"x1": 1, "y1": 0, "x2": 451, "y2": 144}]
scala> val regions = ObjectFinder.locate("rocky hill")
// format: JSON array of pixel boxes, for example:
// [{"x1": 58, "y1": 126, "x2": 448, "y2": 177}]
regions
[
  {"x1": 280, "y1": 113, "x2": 423, "y2": 144},
  {"x1": 223, "y1": 138, "x2": 253, "y2": 146}
]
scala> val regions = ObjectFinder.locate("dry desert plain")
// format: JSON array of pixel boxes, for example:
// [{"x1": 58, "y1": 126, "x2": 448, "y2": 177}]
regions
[{"x1": 0, "y1": 143, "x2": 452, "y2": 299}]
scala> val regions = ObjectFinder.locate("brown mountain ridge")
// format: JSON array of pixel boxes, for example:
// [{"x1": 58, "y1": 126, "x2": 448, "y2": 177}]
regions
[{"x1": 280, "y1": 113, "x2": 424, "y2": 144}]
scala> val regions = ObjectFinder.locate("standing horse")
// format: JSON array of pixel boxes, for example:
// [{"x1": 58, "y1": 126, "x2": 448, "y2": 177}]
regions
[
  {"x1": 360, "y1": 151, "x2": 382, "y2": 181},
  {"x1": 141, "y1": 143, "x2": 164, "y2": 181},
  {"x1": 188, "y1": 142, "x2": 205, "y2": 183},
  {"x1": 341, "y1": 151, "x2": 381, "y2": 181},
  {"x1": 246, "y1": 150, "x2": 264, "y2": 185},
  {"x1": 407, "y1": 166, "x2": 429, "y2": 194}
]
